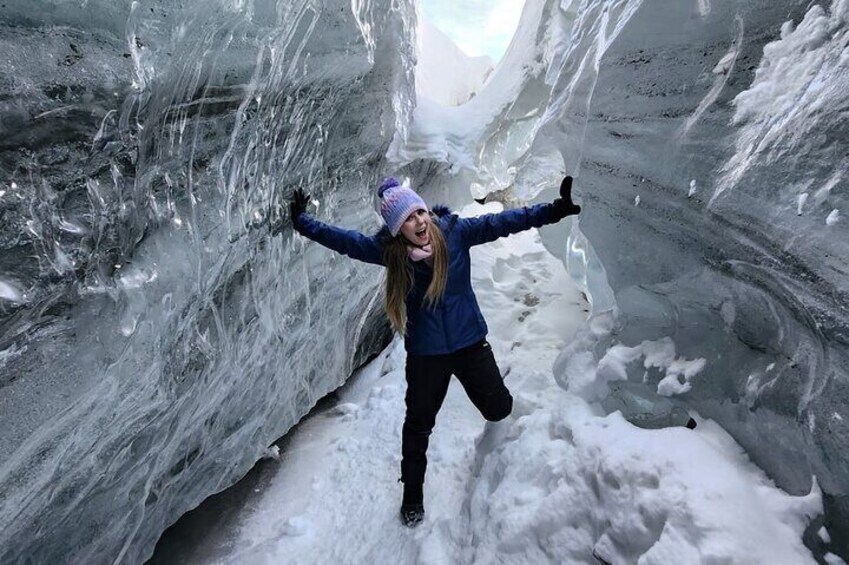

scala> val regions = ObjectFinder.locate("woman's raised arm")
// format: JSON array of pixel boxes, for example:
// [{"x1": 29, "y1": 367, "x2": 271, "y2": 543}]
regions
[
  {"x1": 459, "y1": 177, "x2": 581, "y2": 247},
  {"x1": 290, "y1": 189, "x2": 385, "y2": 266}
]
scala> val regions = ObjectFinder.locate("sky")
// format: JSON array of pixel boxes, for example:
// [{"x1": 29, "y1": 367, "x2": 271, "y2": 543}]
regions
[{"x1": 418, "y1": 0, "x2": 526, "y2": 61}]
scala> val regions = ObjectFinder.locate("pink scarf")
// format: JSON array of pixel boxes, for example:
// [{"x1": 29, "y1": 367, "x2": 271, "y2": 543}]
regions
[{"x1": 407, "y1": 243, "x2": 433, "y2": 262}]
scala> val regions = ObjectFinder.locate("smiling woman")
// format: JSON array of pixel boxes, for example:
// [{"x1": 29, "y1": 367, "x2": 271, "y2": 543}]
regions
[{"x1": 400, "y1": 209, "x2": 433, "y2": 248}]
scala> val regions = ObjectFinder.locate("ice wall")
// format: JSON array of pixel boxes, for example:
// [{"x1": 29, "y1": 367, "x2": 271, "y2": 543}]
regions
[
  {"x1": 0, "y1": 0, "x2": 413, "y2": 562},
  {"x1": 526, "y1": 0, "x2": 848, "y2": 554}
]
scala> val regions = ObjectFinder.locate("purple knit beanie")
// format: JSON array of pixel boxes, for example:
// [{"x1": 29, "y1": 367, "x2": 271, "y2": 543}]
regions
[{"x1": 378, "y1": 177, "x2": 428, "y2": 237}]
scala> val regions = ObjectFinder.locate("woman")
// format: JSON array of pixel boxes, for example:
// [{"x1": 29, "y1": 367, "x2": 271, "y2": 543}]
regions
[{"x1": 289, "y1": 176, "x2": 581, "y2": 527}]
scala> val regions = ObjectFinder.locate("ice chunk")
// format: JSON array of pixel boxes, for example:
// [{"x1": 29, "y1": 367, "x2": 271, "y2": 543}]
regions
[
  {"x1": 261, "y1": 445, "x2": 281, "y2": 461},
  {"x1": 797, "y1": 192, "x2": 809, "y2": 215},
  {"x1": 0, "y1": 280, "x2": 24, "y2": 303},
  {"x1": 602, "y1": 381, "x2": 695, "y2": 429},
  {"x1": 826, "y1": 209, "x2": 839, "y2": 225}
]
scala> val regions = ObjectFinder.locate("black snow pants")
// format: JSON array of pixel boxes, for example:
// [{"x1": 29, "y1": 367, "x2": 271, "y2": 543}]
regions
[{"x1": 400, "y1": 339, "x2": 513, "y2": 487}]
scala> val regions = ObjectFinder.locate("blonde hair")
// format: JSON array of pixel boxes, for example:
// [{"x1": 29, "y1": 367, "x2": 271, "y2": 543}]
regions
[{"x1": 383, "y1": 220, "x2": 448, "y2": 334}]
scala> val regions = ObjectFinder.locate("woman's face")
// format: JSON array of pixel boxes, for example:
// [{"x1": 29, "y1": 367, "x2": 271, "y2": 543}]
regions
[{"x1": 399, "y1": 209, "x2": 432, "y2": 246}]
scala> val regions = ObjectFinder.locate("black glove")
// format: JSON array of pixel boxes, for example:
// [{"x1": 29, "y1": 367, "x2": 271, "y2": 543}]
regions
[
  {"x1": 271, "y1": 188, "x2": 309, "y2": 236},
  {"x1": 290, "y1": 187, "x2": 310, "y2": 222},
  {"x1": 550, "y1": 176, "x2": 581, "y2": 220}
]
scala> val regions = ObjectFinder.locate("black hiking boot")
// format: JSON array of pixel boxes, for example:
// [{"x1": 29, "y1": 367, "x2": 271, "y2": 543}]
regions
[
  {"x1": 399, "y1": 479, "x2": 424, "y2": 527},
  {"x1": 400, "y1": 503, "x2": 425, "y2": 527}
]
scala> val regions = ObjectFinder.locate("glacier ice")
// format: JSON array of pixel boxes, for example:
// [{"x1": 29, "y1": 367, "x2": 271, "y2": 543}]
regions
[
  {"x1": 532, "y1": 0, "x2": 849, "y2": 554},
  {"x1": 2, "y1": 0, "x2": 849, "y2": 561},
  {"x1": 1, "y1": 0, "x2": 412, "y2": 562},
  {"x1": 572, "y1": 1, "x2": 849, "y2": 553}
]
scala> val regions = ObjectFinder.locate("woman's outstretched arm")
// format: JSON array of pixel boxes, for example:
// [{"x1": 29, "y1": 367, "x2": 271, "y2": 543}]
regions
[
  {"x1": 289, "y1": 189, "x2": 385, "y2": 266},
  {"x1": 459, "y1": 177, "x2": 582, "y2": 247}
]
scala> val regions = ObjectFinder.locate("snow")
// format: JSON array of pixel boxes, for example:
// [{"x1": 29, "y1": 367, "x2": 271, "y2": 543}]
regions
[
  {"x1": 821, "y1": 526, "x2": 833, "y2": 544},
  {"x1": 826, "y1": 552, "x2": 849, "y2": 565},
  {"x1": 571, "y1": 337, "x2": 706, "y2": 400},
  {"x1": 212, "y1": 203, "x2": 820, "y2": 564},
  {"x1": 390, "y1": 0, "x2": 552, "y2": 181},
  {"x1": 415, "y1": 16, "x2": 494, "y2": 106},
  {"x1": 826, "y1": 209, "x2": 840, "y2": 225},
  {"x1": 718, "y1": 0, "x2": 849, "y2": 202},
  {"x1": 0, "y1": 280, "x2": 24, "y2": 303},
  {"x1": 797, "y1": 192, "x2": 809, "y2": 215}
]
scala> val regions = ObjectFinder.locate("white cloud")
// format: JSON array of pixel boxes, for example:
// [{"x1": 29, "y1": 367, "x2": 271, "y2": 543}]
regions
[{"x1": 419, "y1": 0, "x2": 525, "y2": 60}]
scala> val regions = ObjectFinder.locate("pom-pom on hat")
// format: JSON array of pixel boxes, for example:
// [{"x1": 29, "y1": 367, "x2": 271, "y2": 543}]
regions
[{"x1": 378, "y1": 177, "x2": 428, "y2": 237}]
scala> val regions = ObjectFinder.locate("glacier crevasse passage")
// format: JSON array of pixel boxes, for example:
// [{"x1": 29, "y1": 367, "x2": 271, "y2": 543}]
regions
[{"x1": 0, "y1": 0, "x2": 847, "y2": 561}]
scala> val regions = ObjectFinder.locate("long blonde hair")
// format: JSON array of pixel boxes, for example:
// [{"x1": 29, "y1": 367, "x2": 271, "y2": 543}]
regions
[{"x1": 384, "y1": 219, "x2": 448, "y2": 334}]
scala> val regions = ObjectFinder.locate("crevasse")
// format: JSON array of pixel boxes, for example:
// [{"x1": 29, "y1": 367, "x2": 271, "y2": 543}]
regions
[{"x1": 0, "y1": 0, "x2": 847, "y2": 561}]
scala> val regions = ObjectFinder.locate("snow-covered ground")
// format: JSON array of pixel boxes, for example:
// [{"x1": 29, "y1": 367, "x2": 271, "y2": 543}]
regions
[{"x1": 193, "y1": 203, "x2": 826, "y2": 565}]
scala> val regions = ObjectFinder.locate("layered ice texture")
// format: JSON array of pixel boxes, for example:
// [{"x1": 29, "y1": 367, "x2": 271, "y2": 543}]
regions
[
  {"x1": 1, "y1": 0, "x2": 410, "y2": 562},
  {"x1": 1, "y1": 0, "x2": 848, "y2": 562},
  {"x1": 571, "y1": 1, "x2": 849, "y2": 555}
]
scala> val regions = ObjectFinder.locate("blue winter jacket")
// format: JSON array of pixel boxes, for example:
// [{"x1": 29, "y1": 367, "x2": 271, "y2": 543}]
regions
[{"x1": 294, "y1": 203, "x2": 560, "y2": 356}]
